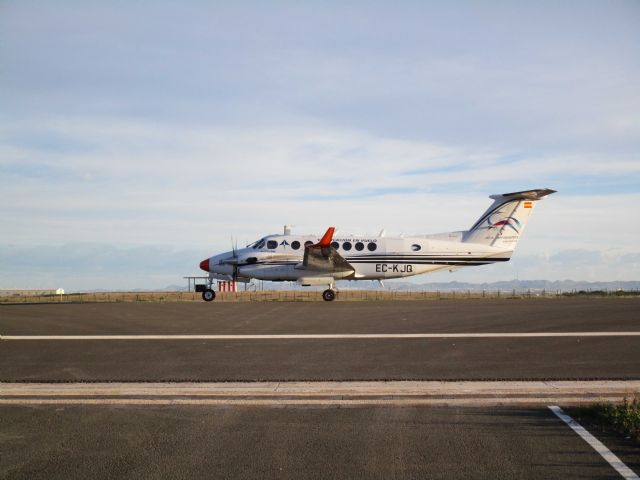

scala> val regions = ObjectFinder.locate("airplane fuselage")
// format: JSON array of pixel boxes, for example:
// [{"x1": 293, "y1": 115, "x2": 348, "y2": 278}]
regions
[
  {"x1": 205, "y1": 233, "x2": 511, "y2": 282},
  {"x1": 198, "y1": 189, "x2": 555, "y2": 301}
]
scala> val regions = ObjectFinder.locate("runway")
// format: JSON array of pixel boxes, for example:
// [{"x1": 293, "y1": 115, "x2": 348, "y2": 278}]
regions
[
  {"x1": 1, "y1": 298, "x2": 639, "y2": 381},
  {"x1": 3, "y1": 298, "x2": 638, "y2": 335},
  {"x1": 2, "y1": 298, "x2": 639, "y2": 479}
]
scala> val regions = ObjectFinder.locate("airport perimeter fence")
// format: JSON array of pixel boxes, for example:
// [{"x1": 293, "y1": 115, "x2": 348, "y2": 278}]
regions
[{"x1": 1, "y1": 288, "x2": 639, "y2": 304}]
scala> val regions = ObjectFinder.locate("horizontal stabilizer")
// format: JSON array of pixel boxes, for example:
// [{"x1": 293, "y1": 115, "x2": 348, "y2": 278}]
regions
[{"x1": 489, "y1": 188, "x2": 557, "y2": 201}]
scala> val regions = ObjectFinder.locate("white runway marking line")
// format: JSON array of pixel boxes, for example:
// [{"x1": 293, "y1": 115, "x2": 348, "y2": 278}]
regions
[
  {"x1": 549, "y1": 406, "x2": 639, "y2": 480},
  {"x1": 2, "y1": 332, "x2": 640, "y2": 340}
]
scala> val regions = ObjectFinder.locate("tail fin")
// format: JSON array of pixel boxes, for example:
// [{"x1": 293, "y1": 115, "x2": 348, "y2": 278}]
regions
[{"x1": 463, "y1": 188, "x2": 556, "y2": 249}]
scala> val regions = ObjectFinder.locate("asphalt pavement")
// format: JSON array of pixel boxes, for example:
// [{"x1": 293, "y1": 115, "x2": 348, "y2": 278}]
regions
[
  {"x1": 1, "y1": 298, "x2": 639, "y2": 479},
  {"x1": 1, "y1": 298, "x2": 639, "y2": 381},
  {"x1": 2, "y1": 404, "x2": 639, "y2": 480},
  {"x1": 2, "y1": 297, "x2": 639, "y2": 335}
]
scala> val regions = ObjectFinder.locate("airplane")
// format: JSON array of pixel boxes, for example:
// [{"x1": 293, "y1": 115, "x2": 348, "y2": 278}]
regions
[{"x1": 198, "y1": 188, "x2": 555, "y2": 301}]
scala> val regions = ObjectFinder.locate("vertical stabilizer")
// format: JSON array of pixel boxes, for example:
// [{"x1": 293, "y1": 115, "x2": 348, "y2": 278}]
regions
[{"x1": 463, "y1": 188, "x2": 556, "y2": 249}]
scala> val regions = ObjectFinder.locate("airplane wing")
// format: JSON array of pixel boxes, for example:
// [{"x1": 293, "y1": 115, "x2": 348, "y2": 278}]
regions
[{"x1": 297, "y1": 227, "x2": 355, "y2": 277}]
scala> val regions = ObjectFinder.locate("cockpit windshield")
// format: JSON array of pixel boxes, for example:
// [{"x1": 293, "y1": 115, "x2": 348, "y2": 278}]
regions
[{"x1": 248, "y1": 238, "x2": 266, "y2": 249}]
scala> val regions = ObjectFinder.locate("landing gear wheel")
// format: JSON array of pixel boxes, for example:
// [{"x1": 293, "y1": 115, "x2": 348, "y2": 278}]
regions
[
  {"x1": 202, "y1": 289, "x2": 216, "y2": 302},
  {"x1": 322, "y1": 289, "x2": 336, "y2": 302}
]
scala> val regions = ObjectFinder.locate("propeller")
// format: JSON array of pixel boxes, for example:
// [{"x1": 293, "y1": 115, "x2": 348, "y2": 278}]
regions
[
  {"x1": 216, "y1": 238, "x2": 241, "y2": 281},
  {"x1": 231, "y1": 237, "x2": 239, "y2": 282}
]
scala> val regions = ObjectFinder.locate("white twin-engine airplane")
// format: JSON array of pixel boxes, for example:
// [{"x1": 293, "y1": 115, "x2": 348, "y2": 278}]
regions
[{"x1": 198, "y1": 188, "x2": 555, "y2": 301}]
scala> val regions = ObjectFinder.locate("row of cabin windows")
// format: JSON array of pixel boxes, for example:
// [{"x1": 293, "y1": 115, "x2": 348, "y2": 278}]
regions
[
  {"x1": 331, "y1": 241, "x2": 377, "y2": 252},
  {"x1": 265, "y1": 240, "x2": 314, "y2": 250},
  {"x1": 263, "y1": 239, "x2": 378, "y2": 252}
]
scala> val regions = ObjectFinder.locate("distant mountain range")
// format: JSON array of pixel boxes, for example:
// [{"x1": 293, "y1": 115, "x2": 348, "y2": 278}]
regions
[{"x1": 379, "y1": 279, "x2": 640, "y2": 292}]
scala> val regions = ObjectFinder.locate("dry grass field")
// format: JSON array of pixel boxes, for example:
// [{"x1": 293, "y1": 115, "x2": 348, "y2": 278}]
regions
[{"x1": 0, "y1": 289, "x2": 607, "y2": 304}]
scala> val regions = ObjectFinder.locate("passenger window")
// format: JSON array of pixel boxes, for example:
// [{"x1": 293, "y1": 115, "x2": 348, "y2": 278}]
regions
[
  {"x1": 304, "y1": 241, "x2": 313, "y2": 247},
  {"x1": 331, "y1": 241, "x2": 339, "y2": 249},
  {"x1": 291, "y1": 241, "x2": 300, "y2": 250},
  {"x1": 412, "y1": 244, "x2": 421, "y2": 251},
  {"x1": 367, "y1": 242, "x2": 377, "y2": 251},
  {"x1": 355, "y1": 242, "x2": 364, "y2": 251},
  {"x1": 342, "y1": 241, "x2": 352, "y2": 251},
  {"x1": 267, "y1": 240, "x2": 278, "y2": 249}
]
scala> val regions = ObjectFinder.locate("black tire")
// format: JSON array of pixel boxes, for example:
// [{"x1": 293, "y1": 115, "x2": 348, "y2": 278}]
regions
[
  {"x1": 202, "y1": 289, "x2": 216, "y2": 302},
  {"x1": 322, "y1": 289, "x2": 336, "y2": 302}
]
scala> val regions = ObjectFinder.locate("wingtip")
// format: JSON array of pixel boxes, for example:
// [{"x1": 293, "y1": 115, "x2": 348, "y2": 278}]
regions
[{"x1": 317, "y1": 227, "x2": 335, "y2": 248}]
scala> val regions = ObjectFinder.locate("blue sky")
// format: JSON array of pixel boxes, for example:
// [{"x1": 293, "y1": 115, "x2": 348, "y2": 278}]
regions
[{"x1": 1, "y1": 1, "x2": 639, "y2": 290}]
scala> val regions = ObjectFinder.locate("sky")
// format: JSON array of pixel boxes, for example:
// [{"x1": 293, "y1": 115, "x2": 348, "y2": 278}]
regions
[{"x1": 1, "y1": 1, "x2": 639, "y2": 290}]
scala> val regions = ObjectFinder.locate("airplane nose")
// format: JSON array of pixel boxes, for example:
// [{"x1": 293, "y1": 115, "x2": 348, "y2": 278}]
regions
[{"x1": 199, "y1": 259, "x2": 209, "y2": 272}]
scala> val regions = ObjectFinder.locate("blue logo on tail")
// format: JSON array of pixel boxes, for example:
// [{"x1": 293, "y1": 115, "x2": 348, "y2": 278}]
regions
[{"x1": 486, "y1": 215, "x2": 521, "y2": 233}]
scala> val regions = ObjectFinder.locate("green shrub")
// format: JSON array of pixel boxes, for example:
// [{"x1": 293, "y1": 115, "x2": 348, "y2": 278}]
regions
[{"x1": 576, "y1": 396, "x2": 640, "y2": 442}]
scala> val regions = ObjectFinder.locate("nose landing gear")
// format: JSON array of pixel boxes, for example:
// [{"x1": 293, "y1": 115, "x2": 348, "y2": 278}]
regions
[
  {"x1": 202, "y1": 288, "x2": 216, "y2": 302},
  {"x1": 196, "y1": 274, "x2": 217, "y2": 301}
]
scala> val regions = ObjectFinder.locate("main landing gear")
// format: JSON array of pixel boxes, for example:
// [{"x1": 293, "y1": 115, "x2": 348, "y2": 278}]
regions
[{"x1": 322, "y1": 289, "x2": 336, "y2": 302}]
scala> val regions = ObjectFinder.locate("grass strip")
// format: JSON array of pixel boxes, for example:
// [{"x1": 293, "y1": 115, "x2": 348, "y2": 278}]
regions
[{"x1": 573, "y1": 396, "x2": 640, "y2": 444}]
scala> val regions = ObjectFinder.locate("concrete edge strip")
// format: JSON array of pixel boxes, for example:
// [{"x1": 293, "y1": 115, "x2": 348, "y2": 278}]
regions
[
  {"x1": 3, "y1": 332, "x2": 640, "y2": 340},
  {"x1": 2, "y1": 381, "x2": 639, "y2": 406},
  {"x1": 3, "y1": 380, "x2": 640, "y2": 393},
  {"x1": 3, "y1": 380, "x2": 640, "y2": 395},
  {"x1": 1, "y1": 394, "x2": 633, "y2": 401},
  {"x1": 549, "y1": 406, "x2": 639, "y2": 480}
]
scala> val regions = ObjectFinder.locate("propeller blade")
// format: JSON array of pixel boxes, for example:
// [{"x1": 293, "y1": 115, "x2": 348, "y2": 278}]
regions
[{"x1": 230, "y1": 236, "x2": 239, "y2": 282}]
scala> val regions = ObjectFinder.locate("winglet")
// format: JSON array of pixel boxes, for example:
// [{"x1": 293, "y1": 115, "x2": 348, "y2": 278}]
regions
[{"x1": 313, "y1": 227, "x2": 335, "y2": 248}]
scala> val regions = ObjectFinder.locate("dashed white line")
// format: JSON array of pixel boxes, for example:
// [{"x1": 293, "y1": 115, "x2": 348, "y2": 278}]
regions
[
  {"x1": 2, "y1": 332, "x2": 640, "y2": 340},
  {"x1": 549, "y1": 406, "x2": 639, "y2": 480}
]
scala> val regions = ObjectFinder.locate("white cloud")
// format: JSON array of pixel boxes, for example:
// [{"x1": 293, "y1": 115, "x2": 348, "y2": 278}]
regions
[
  {"x1": 1, "y1": 117, "x2": 639, "y2": 249},
  {"x1": 1, "y1": 2, "x2": 639, "y2": 288}
]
